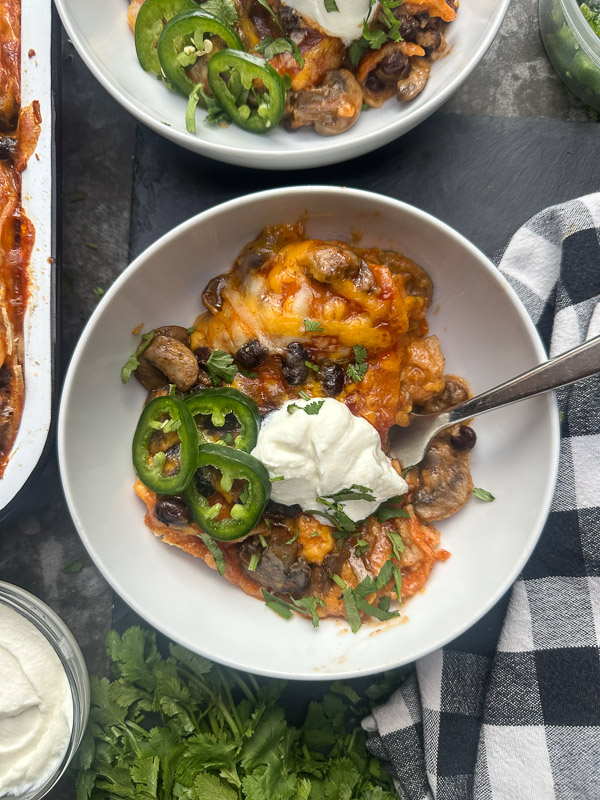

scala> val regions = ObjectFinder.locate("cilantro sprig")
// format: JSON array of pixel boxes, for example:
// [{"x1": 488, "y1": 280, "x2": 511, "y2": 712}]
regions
[
  {"x1": 304, "y1": 318, "x2": 324, "y2": 332},
  {"x1": 346, "y1": 345, "x2": 368, "y2": 383},
  {"x1": 255, "y1": 35, "x2": 304, "y2": 67},
  {"x1": 349, "y1": 0, "x2": 406, "y2": 67},
  {"x1": 287, "y1": 399, "x2": 325, "y2": 415},
  {"x1": 121, "y1": 330, "x2": 156, "y2": 384},
  {"x1": 206, "y1": 350, "x2": 239, "y2": 385},
  {"x1": 74, "y1": 627, "x2": 400, "y2": 800}
]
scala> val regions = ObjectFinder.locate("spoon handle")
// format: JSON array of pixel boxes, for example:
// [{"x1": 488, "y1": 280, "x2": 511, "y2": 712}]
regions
[{"x1": 446, "y1": 334, "x2": 600, "y2": 426}]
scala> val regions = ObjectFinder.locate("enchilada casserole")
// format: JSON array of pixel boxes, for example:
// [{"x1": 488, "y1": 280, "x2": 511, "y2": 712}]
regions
[
  {"x1": 0, "y1": 0, "x2": 40, "y2": 476},
  {"x1": 126, "y1": 0, "x2": 457, "y2": 136},
  {"x1": 127, "y1": 222, "x2": 476, "y2": 630}
]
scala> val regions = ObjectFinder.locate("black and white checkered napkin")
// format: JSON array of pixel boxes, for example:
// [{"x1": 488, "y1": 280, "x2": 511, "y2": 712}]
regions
[{"x1": 362, "y1": 194, "x2": 600, "y2": 800}]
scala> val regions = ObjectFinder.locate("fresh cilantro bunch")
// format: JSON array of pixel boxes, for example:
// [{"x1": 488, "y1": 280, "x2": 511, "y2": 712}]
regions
[{"x1": 74, "y1": 627, "x2": 401, "y2": 800}]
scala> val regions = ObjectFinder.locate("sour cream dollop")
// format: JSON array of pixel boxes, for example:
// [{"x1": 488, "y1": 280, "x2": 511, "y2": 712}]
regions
[
  {"x1": 0, "y1": 603, "x2": 73, "y2": 797},
  {"x1": 252, "y1": 398, "x2": 407, "y2": 523},
  {"x1": 282, "y1": 0, "x2": 371, "y2": 45}
]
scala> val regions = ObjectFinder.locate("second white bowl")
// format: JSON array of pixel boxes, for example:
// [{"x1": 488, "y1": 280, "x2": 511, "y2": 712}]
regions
[{"x1": 58, "y1": 186, "x2": 559, "y2": 679}]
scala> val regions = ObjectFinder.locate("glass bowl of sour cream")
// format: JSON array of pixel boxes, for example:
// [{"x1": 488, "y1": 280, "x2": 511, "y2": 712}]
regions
[{"x1": 0, "y1": 582, "x2": 89, "y2": 800}]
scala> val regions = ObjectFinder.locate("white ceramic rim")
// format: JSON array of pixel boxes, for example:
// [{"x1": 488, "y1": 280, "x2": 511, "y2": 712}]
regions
[
  {"x1": 52, "y1": 0, "x2": 511, "y2": 169},
  {"x1": 58, "y1": 186, "x2": 560, "y2": 679}
]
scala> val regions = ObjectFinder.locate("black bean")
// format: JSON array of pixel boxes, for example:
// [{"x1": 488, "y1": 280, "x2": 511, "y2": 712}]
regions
[
  {"x1": 282, "y1": 342, "x2": 309, "y2": 386},
  {"x1": 321, "y1": 363, "x2": 345, "y2": 397},
  {"x1": 155, "y1": 496, "x2": 191, "y2": 526},
  {"x1": 450, "y1": 426, "x2": 477, "y2": 451},
  {"x1": 264, "y1": 499, "x2": 303, "y2": 520},
  {"x1": 380, "y1": 51, "x2": 408, "y2": 75},
  {"x1": 236, "y1": 339, "x2": 267, "y2": 370},
  {"x1": 195, "y1": 469, "x2": 214, "y2": 497},
  {"x1": 194, "y1": 346, "x2": 211, "y2": 370},
  {"x1": 366, "y1": 73, "x2": 385, "y2": 92}
]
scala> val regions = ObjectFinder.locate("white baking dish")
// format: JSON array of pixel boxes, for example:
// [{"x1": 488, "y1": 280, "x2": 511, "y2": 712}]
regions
[{"x1": 0, "y1": 0, "x2": 54, "y2": 515}]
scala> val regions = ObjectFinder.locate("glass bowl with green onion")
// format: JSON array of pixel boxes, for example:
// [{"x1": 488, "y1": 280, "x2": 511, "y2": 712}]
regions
[{"x1": 540, "y1": 0, "x2": 600, "y2": 110}]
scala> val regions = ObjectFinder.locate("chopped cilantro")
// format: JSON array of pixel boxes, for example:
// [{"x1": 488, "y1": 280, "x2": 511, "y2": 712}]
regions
[
  {"x1": 206, "y1": 350, "x2": 238, "y2": 385},
  {"x1": 254, "y1": 35, "x2": 304, "y2": 67},
  {"x1": 304, "y1": 318, "x2": 324, "y2": 332},
  {"x1": 186, "y1": 325, "x2": 196, "y2": 335},
  {"x1": 261, "y1": 589, "x2": 293, "y2": 619},
  {"x1": 346, "y1": 345, "x2": 368, "y2": 383},
  {"x1": 376, "y1": 505, "x2": 410, "y2": 523},
  {"x1": 93, "y1": 286, "x2": 104, "y2": 299},
  {"x1": 186, "y1": 83, "x2": 229, "y2": 133},
  {"x1": 285, "y1": 528, "x2": 299, "y2": 545},
  {"x1": 385, "y1": 529, "x2": 405, "y2": 560},
  {"x1": 254, "y1": 0, "x2": 285, "y2": 32},
  {"x1": 199, "y1": 0, "x2": 239, "y2": 26},
  {"x1": 299, "y1": 390, "x2": 311, "y2": 401},
  {"x1": 121, "y1": 330, "x2": 156, "y2": 384},
  {"x1": 258, "y1": 533, "x2": 268, "y2": 548},
  {"x1": 324, "y1": 0, "x2": 340, "y2": 10},
  {"x1": 85, "y1": 241, "x2": 98, "y2": 250},
  {"x1": 305, "y1": 360, "x2": 319, "y2": 372},
  {"x1": 473, "y1": 487, "x2": 495, "y2": 502},
  {"x1": 248, "y1": 553, "x2": 259, "y2": 571},
  {"x1": 354, "y1": 538, "x2": 370, "y2": 556},
  {"x1": 262, "y1": 590, "x2": 325, "y2": 627},
  {"x1": 270, "y1": 475, "x2": 284, "y2": 482},
  {"x1": 199, "y1": 534, "x2": 226, "y2": 576},
  {"x1": 70, "y1": 190, "x2": 86, "y2": 202},
  {"x1": 287, "y1": 400, "x2": 325, "y2": 415}
]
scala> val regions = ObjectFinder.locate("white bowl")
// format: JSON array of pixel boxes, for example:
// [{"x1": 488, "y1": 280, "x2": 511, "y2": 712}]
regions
[
  {"x1": 58, "y1": 187, "x2": 559, "y2": 680},
  {"x1": 53, "y1": 0, "x2": 510, "y2": 169}
]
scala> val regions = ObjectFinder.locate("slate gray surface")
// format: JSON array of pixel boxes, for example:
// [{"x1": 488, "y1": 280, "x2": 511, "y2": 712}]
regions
[{"x1": 0, "y1": 0, "x2": 597, "y2": 795}]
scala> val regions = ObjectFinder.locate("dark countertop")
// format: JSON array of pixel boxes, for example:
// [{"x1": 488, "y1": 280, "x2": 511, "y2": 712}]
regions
[{"x1": 0, "y1": 0, "x2": 597, "y2": 794}]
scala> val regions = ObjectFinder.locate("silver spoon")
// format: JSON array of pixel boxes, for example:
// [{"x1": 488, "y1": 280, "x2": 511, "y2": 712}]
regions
[{"x1": 388, "y1": 334, "x2": 600, "y2": 467}]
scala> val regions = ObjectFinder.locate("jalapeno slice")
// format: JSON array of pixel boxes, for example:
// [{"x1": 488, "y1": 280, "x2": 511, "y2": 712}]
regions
[
  {"x1": 132, "y1": 396, "x2": 197, "y2": 494},
  {"x1": 157, "y1": 10, "x2": 244, "y2": 96},
  {"x1": 183, "y1": 443, "x2": 271, "y2": 541},
  {"x1": 207, "y1": 50, "x2": 285, "y2": 133},
  {"x1": 135, "y1": 0, "x2": 198, "y2": 75},
  {"x1": 184, "y1": 387, "x2": 260, "y2": 452}
]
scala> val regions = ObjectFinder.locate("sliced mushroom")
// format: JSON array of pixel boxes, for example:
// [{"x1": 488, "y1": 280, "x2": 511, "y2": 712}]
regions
[
  {"x1": 410, "y1": 436, "x2": 473, "y2": 522},
  {"x1": 134, "y1": 356, "x2": 168, "y2": 392},
  {"x1": 144, "y1": 335, "x2": 199, "y2": 392},
  {"x1": 284, "y1": 69, "x2": 362, "y2": 136},
  {"x1": 396, "y1": 57, "x2": 431, "y2": 103},
  {"x1": 416, "y1": 376, "x2": 469, "y2": 414},
  {"x1": 239, "y1": 534, "x2": 311, "y2": 596},
  {"x1": 356, "y1": 43, "x2": 411, "y2": 108},
  {"x1": 415, "y1": 28, "x2": 443, "y2": 57},
  {"x1": 155, "y1": 325, "x2": 190, "y2": 345},
  {"x1": 300, "y1": 243, "x2": 376, "y2": 291},
  {"x1": 202, "y1": 275, "x2": 228, "y2": 314}
]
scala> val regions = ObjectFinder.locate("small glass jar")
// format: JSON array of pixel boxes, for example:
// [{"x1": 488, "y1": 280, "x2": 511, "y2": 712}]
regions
[
  {"x1": 0, "y1": 582, "x2": 90, "y2": 800},
  {"x1": 540, "y1": 0, "x2": 600, "y2": 109}
]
